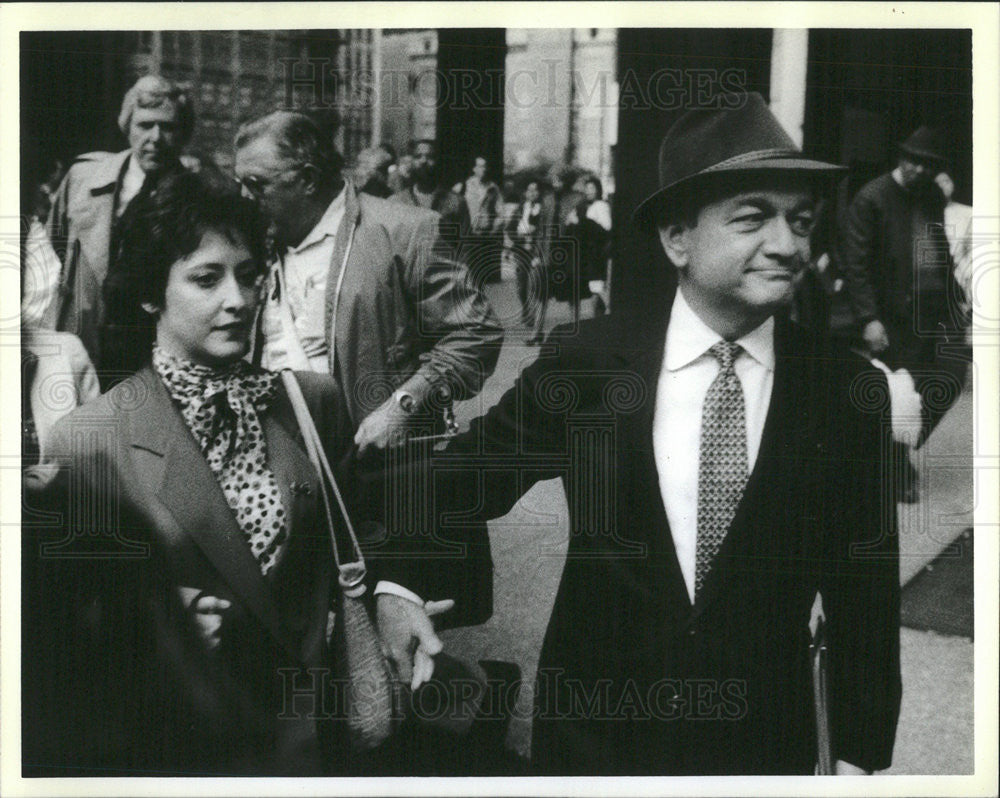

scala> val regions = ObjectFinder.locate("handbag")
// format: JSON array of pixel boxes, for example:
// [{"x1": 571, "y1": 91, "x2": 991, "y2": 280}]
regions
[
  {"x1": 281, "y1": 370, "x2": 520, "y2": 765},
  {"x1": 280, "y1": 369, "x2": 402, "y2": 752}
]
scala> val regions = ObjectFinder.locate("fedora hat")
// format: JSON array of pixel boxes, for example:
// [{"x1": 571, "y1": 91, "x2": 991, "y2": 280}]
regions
[
  {"x1": 898, "y1": 125, "x2": 948, "y2": 165},
  {"x1": 634, "y1": 92, "x2": 844, "y2": 225}
]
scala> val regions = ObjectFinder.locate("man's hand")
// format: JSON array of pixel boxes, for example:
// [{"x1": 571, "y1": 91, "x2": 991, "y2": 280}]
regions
[
  {"x1": 354, "y1": 397, "x2": 411, "y2": 456},
  {"x1": 862, "y1": 319, "x2": 890, "y2": 355},
  {"x1": 835, "y1": 759, "x2": 872, "y2": 775},
  {"x1": 376, "y1": 594, "x2": 454, "y2": 690}
]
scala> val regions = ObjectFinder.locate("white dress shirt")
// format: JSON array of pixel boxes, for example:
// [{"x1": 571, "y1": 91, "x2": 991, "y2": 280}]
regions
[
  {"x1": 117, "y1": 155, "x2": 146, "y2": 216},
  {"x1": 261, "y1": 189, "x2": 346, "y2": 372},
  {"x1": 258, "y1": 188, "x2": 423, "y2": 607},
  {"x1": 652, "y1": 289, "x2": 776, "y2": 603}
]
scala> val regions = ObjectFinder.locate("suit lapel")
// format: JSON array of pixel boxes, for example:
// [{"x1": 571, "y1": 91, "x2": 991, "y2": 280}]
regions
[
  {"x1": 79, "y1": 150, "x2": 130, "y2": 282},
  {"x1": 614, "y1": 296, "x2": 693, "y2": 618},
  {"x1": 127, "y1": 368, "x2": 302, "y2": 661},
  {"x1": 265, "y1": 384, "x2": 326, "y2": 545},
  {"x1": 689, "y1": 316, "x2": 812, "y2": 621}
]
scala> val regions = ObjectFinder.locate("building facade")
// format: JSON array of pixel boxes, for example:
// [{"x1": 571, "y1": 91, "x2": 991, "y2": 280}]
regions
[{"x1": 21, "y1": 30, "x2": 376, "y2": 174}]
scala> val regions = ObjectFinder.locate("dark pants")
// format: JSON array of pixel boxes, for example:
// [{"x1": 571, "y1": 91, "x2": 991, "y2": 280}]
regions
[{"x1": 513, "y1": 245, "x2": 546, "y2": 336}]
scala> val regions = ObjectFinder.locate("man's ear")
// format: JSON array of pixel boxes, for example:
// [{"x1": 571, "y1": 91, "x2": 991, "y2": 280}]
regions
[{"x1": 658, "y1": 223, "x2": 690, "y2": 269}]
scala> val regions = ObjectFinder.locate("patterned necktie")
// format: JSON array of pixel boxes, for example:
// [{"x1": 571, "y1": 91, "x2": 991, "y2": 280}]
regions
[{"x1": 695, "y1": 341, "x2": 749, "y2": 598}]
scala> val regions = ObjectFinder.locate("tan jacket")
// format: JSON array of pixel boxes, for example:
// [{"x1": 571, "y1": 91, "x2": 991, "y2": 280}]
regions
[
  {"x1": 46, "y1": 150, "x2": 132, "y2": 366},
  {"x1": 257, "y1": 182, "x2": 503, "y2": 429}
]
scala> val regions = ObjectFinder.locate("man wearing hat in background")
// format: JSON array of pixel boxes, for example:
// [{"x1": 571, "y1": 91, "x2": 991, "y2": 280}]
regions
[
  {"x1": 840, "y1": 126, "x2": 969, "y2": 444},
  {"x1": 413, "y1": 92, "x2": 900, "y2": 774}
]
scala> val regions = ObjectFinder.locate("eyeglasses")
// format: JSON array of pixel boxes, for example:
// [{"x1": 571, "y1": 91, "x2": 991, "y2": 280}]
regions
[
  {"x1": 235, "y1": 174, "x2": 269, "y2": 197},
  {"x1": 235, "y1": 164, "x2": 307, "y2": 198}
]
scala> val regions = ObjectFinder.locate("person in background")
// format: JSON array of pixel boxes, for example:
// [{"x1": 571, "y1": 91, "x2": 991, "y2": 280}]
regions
[
  {"x1": 20, "y1": 150, "x2": 99, "y2": 488},
  {"x1": 543, "y1": 165, "x2": 584, "y2": 232},
  {"x1": 46, "y1": 75, "x2": 194, "y2": 388},
  {"x1": 235, "y1": 111, "x2": 501, "y2": 626},
  {"x1": 391, "y1": 139, "x2": 470, "y2": 253},
  {"x1": 839, "y1": 125, "x2": 969, "y2": 443},
  {"x1": 22, "y1": 170, "x2": 443, "y2": 776},
  {"x1": 355, "y1": 144, "x2": 395, "y2": 199},
  {"x1": 567, "y1": 176, "x2": 612, "y2": 320},
  {"x1": 935, "y1": 171, "x2": 974, "y2": 314},
  {"x1": 462, "y1": 154, "x2": 505, "y2": 284},
  {"x1": 387, "y1": 153, "x2": 413, "y2": 194},
  {"x1": 180, "y1": 149, "x2": 224, "y2": 179},
  {"x1": 506, "y1": 178, "x2": 547, "y2": 344},
  {"x1": 35, "y1": 158, "x2": 66, "y2": 221}
]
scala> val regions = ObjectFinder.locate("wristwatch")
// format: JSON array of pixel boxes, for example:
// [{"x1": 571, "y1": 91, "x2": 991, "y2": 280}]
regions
[{"x1": 393, "y1": 389, "x2": 417, "y2": 414}]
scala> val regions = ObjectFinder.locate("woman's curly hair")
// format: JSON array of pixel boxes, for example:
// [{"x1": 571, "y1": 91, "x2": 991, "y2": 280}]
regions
[{"x1": 103, "y1": 170, "x2": 268, "y2": 363}]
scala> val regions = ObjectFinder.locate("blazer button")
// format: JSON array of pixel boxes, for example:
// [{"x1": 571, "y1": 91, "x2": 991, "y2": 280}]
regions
[
  {"x1": 290, "y1": 481, "x2": 313, "y2": 496},
  {"x1": 688, "y1": 627, "x2": 697, "y2": 637}
]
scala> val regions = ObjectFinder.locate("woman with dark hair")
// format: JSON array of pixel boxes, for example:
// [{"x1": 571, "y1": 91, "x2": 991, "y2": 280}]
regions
[
  {"x1": 558, "y1": 176, "x2": 612, "y2": 324},
  {"x1": 22, "y1": 170, "x2": 439, "y2": 776},
  {"x1": 506, "y1": 178, "x2": 548, "y2": 343}
]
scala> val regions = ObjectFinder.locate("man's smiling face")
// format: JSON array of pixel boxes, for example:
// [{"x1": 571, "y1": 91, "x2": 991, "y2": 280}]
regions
[{"x1": 660, "y1": 174, "x2": 816, "y2": 330}]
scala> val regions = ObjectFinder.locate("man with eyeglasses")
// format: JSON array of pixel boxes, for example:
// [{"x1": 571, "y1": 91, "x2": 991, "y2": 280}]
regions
[{"x1": 234, "y1": 110, "x2": 503, "y2": 633}]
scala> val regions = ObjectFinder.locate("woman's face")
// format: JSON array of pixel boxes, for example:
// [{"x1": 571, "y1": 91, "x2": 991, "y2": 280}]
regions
[
  {"x1": 585, "y1": 181, "x2": 599, "y2": 202},
  {"x1": 151, "y1": 228, "x2": 261, "y2": 367}
]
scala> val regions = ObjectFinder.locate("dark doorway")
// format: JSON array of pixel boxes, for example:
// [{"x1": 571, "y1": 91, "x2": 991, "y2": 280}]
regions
[
  {"x1": 434, "y1": 29, "x2": 507, "y2": 188},
  {"x1": 21, "y1": 32, "x2": 135, "y2": 178},
  {"x1": 611, "y1": 28, "x2": 775, "y2": 319},
  {"x1": 804, "y1": 29, "x2": 973, "y2": 206}
]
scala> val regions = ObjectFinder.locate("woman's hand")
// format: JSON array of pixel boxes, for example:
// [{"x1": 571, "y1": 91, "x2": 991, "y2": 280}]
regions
[{"x1": 178, "y1": 587, "x2": 231, "y2": 651}]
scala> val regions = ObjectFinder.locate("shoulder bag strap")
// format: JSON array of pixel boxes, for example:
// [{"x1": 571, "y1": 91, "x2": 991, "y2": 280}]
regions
[{"x1": 280, "y1": 369, "x2": 367, "y2": 596}]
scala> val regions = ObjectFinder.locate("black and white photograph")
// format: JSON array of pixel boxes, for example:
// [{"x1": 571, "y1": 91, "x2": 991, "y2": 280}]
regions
[{"x1": 2, "y1": 3, "x2": 996, "y2": 795}]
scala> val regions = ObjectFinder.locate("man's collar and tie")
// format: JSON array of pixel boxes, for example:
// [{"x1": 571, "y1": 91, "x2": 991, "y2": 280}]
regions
[
  {"x1": 695, "y1": 339, "x2": 749, "y2": 598},
  {"x1": 664, "y1": 288, "x2": 775, "y2": 374},
  {"x1": 653, "y1": 288, "x2": 776, "y2": 603},
  {"x1": 117, "y1": 154, "x2": 148, "y2": 213}
]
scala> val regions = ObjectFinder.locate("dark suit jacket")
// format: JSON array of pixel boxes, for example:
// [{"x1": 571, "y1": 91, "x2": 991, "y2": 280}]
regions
[
  {"x1": 839, "y1": 173, "x2": 960, "y2": 354},
  {"x1": 420, "y1": 299, "x2": 901, "y2": 775},
  {"x1": 21, "y1": 367, "x2": 429, "y2": 776}
]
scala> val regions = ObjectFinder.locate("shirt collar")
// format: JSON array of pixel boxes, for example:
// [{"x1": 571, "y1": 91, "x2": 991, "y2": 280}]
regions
[
  {"x1": 119, "y1": 155, "x2": 147, "y2": 203},
  {"x1": 289, "y1": 187, "x2": 346, "y2": 254},
  {"x1": 664, "y1": 288, "x2": 775, "y2": 372}
]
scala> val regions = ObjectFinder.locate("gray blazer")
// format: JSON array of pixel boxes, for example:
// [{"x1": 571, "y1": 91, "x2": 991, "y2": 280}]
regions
[{"x1": 23, "y1": 366, "x2": 423, "y2": 775}]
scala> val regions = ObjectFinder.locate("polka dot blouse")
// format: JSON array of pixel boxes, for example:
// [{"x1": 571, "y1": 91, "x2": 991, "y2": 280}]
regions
[{"x1": 153, "y1": 345, "x2": 289, "y2": 576}]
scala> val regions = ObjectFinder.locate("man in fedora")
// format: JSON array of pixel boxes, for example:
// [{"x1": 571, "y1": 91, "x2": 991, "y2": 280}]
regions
[
  {"x1": 405, "y1": 93, "x2": 901, "y2": 774},
  {"x1": 840, "y1": 125, "x2": 969, "y2": 443}
]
